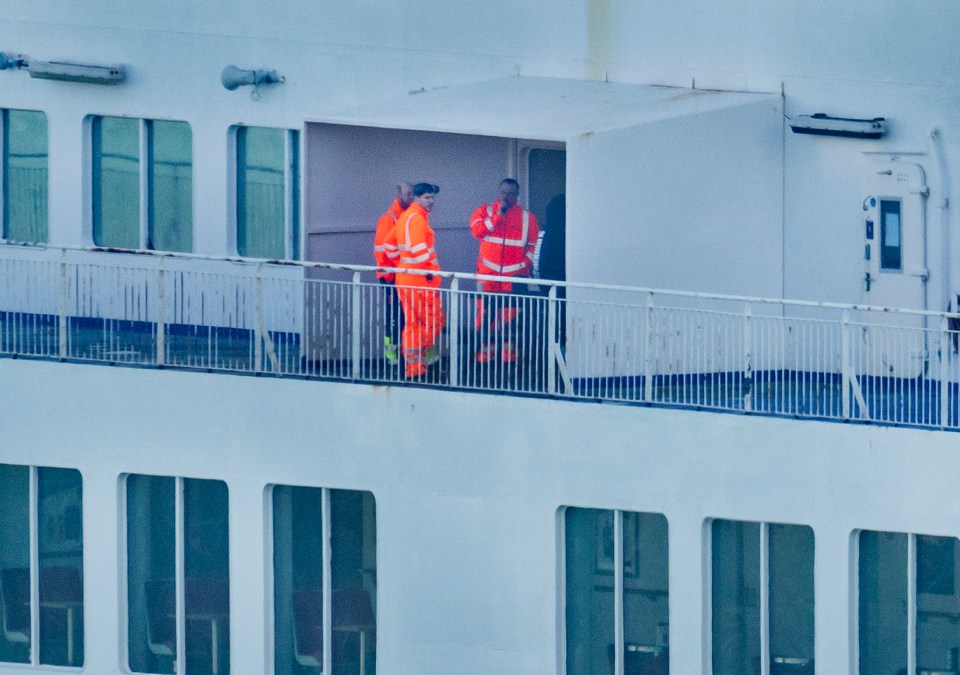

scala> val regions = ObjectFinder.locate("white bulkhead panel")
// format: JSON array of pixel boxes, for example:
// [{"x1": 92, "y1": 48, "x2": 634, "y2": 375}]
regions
[{"x1": 858, "y1": 159, "x2": 929, "y2": 378}]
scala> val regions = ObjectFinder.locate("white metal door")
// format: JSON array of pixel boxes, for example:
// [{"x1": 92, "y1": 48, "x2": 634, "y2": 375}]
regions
[{"x1": 858, "y1": 160, "x2": 928, "y2": 379}]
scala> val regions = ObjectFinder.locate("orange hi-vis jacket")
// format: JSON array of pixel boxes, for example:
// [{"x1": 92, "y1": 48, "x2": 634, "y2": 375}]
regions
[
  {"x1": 391, "y1": 202, "x2": 441, "y2": 289},
  {"x1": 469, "y1": 201, "x2": 540, "y2": 277},
  {"x1": 373, "y1": 199, "x2": 404, "y2": 282}
]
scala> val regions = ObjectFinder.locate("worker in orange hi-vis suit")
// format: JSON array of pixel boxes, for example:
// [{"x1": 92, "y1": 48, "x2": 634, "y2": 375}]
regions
[
  {"x1": 391, "y1": 182, "x2": 446, "y2": 379},
  {"x1": 469, "y1": 178, "x2": 540, "y2": 364},
  {"x1": 373, "y1": 182, "x2": 413, "y2": 365}
]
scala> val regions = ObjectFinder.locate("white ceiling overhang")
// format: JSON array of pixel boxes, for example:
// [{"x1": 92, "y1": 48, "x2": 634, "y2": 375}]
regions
[{"x1": 310, "y1": 76, "x2": 777, "y2": 141}]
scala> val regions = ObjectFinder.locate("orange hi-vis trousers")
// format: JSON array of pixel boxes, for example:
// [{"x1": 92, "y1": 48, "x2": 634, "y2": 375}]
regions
[
  {"x1": 398, "y1": 286, "x2": 446, "y2": 377},
  {"x1": 475, "y1": 279, "x2": 519, "y2": 363}
]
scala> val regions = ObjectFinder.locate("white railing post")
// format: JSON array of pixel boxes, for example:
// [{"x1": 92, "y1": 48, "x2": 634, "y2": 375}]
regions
[
  {"x1": 254, "y1": 265, "x2": 263, "y2": 373},
  {"x1": 941, "y1": 316, "x2": 950, "y2": 429},
  {"x1": 643, "y1": 292, "x2": 654, "y2": 402},
  {"x1": 743, "y1": 303, "x2": 753, "y2": 412},
  {"x1": 156, "y1": 259, "x2": 165, "y2": 367},
  {"x1": 351, "y1": 271, "x2": 362, "y2": 380},
  {"x1": 842, "y1": 310, "x2": 851, "y2": 420},
  {"x1": 58, "y1": 252, "x2": 68, "y2": 359},
  {"x1": 448, "y1": 278, "x2": 460, "y2": 388},
  {"x1": 547, "y1": 285, "x2": 558, "y2": 395}
]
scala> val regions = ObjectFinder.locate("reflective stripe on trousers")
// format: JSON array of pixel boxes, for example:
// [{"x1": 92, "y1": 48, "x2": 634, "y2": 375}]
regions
[{"x1": 398, "y1": 286, "x2": 446, "y2": 377}]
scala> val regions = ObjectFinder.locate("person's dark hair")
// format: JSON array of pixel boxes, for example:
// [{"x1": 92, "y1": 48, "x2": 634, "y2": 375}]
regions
[
  {"x1": 500, "y1": 178, "x2": 520, "y2": 191},
  {"x1": 413, "y1": 182, "x2": 439, "y2": 196}
]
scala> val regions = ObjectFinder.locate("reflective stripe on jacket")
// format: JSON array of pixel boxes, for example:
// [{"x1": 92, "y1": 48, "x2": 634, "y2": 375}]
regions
[
  {"x1": 373, "y1": 199, "x2": 403, "y2": 281},
  {"x1": 469, "y1": 202, "x2": 540, "y2": 277},
  {"x1": 392, "y1": 202, "x2": 441, "y2": 288}
]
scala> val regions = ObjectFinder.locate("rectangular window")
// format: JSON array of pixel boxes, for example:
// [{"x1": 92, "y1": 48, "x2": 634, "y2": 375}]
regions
[
  {"x1": 1, "y1": 109, "x2": 48, "y2": 243},
  {"x1": 0, "y1": 463, "x2": 84, "y2": 667},
  {"x1": 879, "y1": 199, "x2": 902, "y2": 271},
  {"x1": 236, "y1": 126, "x2": 300, "y2": 260},
  {"x1": 125, "y1": 475, "x2": 229, "y2": 674},
  {"x1": 271, "y1": 486, "x2": 376, "y2": 675},
  {"x1": 859, "y1": 530, "x2": 960, "y2": 674},
  {"x1": 92, "y1": 116, "x2": 192, "y2": 251},
  {"x1": 564, "y1": 508, "x2": 669, "y2": 675},
  {"x1": 711, "y1": 519, "x2": 814, "y2": 675}
]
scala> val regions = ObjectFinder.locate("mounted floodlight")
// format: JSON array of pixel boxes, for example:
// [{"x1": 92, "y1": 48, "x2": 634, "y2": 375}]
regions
[
  {"x1": 27, "y1": 60, "x2": 125, "y2": 85},
  {"x1": 221, "y1": 65, "x2": 284, "y2": 91},
  {"x1": 789, "y1": 113, "x2": 886, "y2": 140}
]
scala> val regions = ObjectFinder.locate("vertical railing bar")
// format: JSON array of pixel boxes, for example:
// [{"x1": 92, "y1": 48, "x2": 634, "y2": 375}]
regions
[
  {"x1": 842, "y1": 310, "x2": 851, "y2": 420},
  {"x1": 351, "y1": 272, "x2": 362, "y2": 380},
  {"x1": 157, "y1": 259, "x2": 165, "y2": 366},
  {"x1": 644, "y1": 293, "x2": 654, "y2": 403},
  {"x1": 449, "y1": 279, "x2": 460, "y2": 388},
  {"x1": 547, "y1": 285, "x2": 558, "y2": 396},
  {"x1": 58, "y1": 253, "x2": 68, "y2": 359},
  {"x1": 254, "y1": 265, "x2": 263, "y2": 373},
  {"x1": 948, "y1": 321, "x2": 956, "y2": 429}
]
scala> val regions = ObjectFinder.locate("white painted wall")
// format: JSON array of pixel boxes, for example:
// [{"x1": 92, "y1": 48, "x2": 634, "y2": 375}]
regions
[
  {"x1": 2, "y1": 2, "x2": 958, "y2": 307},
  {"x1": 2, "y1": 359, "x2": 959, "y2": 674},
  {"x1": 570, "y1": 97, "x2": 784, "y2": 297}
]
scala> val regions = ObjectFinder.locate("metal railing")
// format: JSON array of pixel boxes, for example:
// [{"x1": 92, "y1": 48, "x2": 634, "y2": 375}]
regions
[{"x1": 1, "y1": 248, "x2": 958, "y2": 430}]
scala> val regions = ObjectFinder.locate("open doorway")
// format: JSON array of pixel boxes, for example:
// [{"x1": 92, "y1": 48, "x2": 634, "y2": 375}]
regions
[
  {"x1": 523, "y1": 145, "x2": 566, "y2": 234},
  {"x1": 303, "y1": 123, "x2": 565, "y2": 276},
  {"x1": 522, "y1": 145, "x2": 566, "y2": 283}
]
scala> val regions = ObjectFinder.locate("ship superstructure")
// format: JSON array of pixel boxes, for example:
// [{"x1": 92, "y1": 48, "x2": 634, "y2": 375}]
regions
[{"x1": 1, "y1": 2, "x2": 959, "y2": 674}]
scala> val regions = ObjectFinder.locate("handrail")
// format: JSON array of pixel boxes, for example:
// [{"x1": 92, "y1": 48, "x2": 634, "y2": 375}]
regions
[
  {"x1": 1, "y1": 245, "x2": 958, "y2": 431},
  {"x1": 7, "y1": 243, "x2": 960, "y2": 320}
]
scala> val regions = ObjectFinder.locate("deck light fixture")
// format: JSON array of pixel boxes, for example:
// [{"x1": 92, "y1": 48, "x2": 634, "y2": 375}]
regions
[
  {"x1": 789, "y1": 113, "x2": 886, "y2": 139},
  {"x1": 28, "y1": 61, "x2": 125, "y2": 85},
  {"x1": 0, "y1": 51, "x2": 125, "y2": 84},
  {"x1": 221, "y1": 65, "x2": 284, "y2": 98}
]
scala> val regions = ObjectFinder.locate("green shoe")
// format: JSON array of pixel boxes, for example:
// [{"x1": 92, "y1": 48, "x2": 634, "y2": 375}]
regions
[{"x1": 384, "y1": 337, "x2": 399, "y2": 365}]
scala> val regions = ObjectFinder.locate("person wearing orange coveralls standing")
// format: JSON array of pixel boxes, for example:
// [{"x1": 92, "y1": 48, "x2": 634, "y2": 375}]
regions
[
  {"x1": 469, "y1": 178, "x2": 539, "y2": 363},
  {"x1": 391, "y1": 182, "x2": 446, "y2": 379},
  {"x1": 373, "y1": 182, "x2": 413, "y2": 365}
]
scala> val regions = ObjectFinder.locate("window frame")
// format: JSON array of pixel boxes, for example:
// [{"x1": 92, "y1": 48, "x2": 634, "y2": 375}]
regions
[
  {"x1": 560, "y1": 507, "x2": 670, "y2": 675},
  {"x1": 706, "y1": 518, "x2": 815, "y2": 675},
  {"x1": 267, "y1": 484, "x2": 377, "y2": 675},
  {"x1": 855, "y1": 529, "x2": 960, "y2": 674},
  {"x1": 88, "y1": 115, "x2": 193, "y2": 252},
  {"x1": 120, "y1": 473, "x2": 229, "y2": 674},
  {"x1": 0, "y1": 464, "x2": 84, "y2": 668},
  {"x1": 230, "y1": 125, "x2": 301, "y2": 261}
]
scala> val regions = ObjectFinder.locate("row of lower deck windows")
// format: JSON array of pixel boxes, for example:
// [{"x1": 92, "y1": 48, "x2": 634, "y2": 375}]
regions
[
  {"x1": 0, "y1": 464, "x2": 374, "y2": 674},
  {"x1": 1, "y1": 108, "x2": 300, "y2": 259},
  {"x1": 2, "y1": 463, "x2": 958, "y2": 674}
]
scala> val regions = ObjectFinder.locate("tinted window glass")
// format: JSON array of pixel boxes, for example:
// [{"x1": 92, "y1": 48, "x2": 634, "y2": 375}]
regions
[
  {"x1": 37, "y1": 467, "x2": 84, "y2": 666},
  {"x1": 3, "y1": 109, "x2": 48, "y2": 243},
  {"x1": 149, "y1": 120, "x2": 192, "y2": 252},
  {"x1": 237, "y1": 126, "x2": 286, "y2": 259}
]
